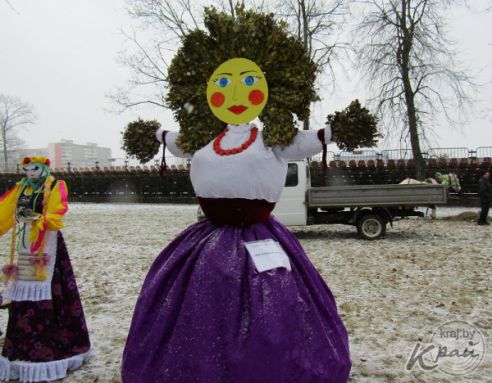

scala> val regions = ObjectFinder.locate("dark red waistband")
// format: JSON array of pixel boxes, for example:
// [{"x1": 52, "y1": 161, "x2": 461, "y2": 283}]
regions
[{"x1": 197, "y1": 197, "x2": 275, "y2": 226}]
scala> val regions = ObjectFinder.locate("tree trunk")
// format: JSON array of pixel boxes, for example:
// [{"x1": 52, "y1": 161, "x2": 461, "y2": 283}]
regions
[
  {"x1": 300, "y1": 0, "x2": 310, "y2": 131},
  {"x1": 228, "y1": 0, "x2": 235, "y2": 21},
  {"x1": 404, "y1": 90, "x2": 425, "y2": 180},
  {"x1": 401, "y1": 57, "x2": 425, "y2": 179},
  {"x1": 399, "y1": 0, "x2": 425, "y2": 180},
  {"x1": 2, "y1": 127, "x2": 8, "y2": 172}
]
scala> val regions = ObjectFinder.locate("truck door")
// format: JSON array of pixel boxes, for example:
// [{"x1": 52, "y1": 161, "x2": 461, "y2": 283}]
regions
[{"x1": 272, "y1": 161, "x2": 308, "y2": 226}]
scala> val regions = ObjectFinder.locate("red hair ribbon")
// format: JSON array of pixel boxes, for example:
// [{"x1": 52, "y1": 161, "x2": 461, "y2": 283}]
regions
[
  {"x1": 317, "y1": 129, "x2": 328, "y2": 186},
  {"x1": 160, "y1": 130, "x2": 169, "y2": 177}
]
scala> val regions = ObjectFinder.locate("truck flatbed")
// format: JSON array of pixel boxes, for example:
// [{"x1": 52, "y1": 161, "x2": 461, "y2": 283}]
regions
[
  {"x1": 272, "y1": 161, "x2": 450, "y2": 239},
  {"x1": 308, "y1": 184, "x2": 447, "y2": 208}
]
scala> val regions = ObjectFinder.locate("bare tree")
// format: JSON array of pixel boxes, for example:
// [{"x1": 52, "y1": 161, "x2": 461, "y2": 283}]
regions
[
  {"x1": 214, "y1": 0, "x2": 267, "y2": 19},
  {"x1": 112, "y1": 0, "x2": 263, "y2": 112},
  {"x1": 3, "y1": 0, "x2": 20, "y2": 14},
  {"x1": 355, "y1": 0, "x2": 473, "y2": 179},
  {"x1": 0, "y1": 95, "x2": 35, "y2": 171},
  {"x1": 279, "y1": 0, "x2": 348, "y2": 130},
  {"x1": 109, "y1": 0, "x2": 200, "y2": 111}
]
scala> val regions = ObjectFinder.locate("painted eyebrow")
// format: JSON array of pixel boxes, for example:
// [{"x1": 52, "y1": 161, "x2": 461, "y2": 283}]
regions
[
  {"x1": 240, "y1": 70, "x2": 259, "y2": 75},
  {"x1": 217, "y1": 72, "x2": 232, "y2": 76}
]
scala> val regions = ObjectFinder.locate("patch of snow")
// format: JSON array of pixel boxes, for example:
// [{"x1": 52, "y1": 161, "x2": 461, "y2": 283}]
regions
[{"x1": 0, "y1": 203, "x2": 489, "y2": 382}]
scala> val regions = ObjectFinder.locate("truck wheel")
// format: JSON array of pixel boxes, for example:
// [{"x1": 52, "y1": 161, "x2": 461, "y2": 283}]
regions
[{"x1": 357, "y1": 214, "x2": 386, "y2": 240}]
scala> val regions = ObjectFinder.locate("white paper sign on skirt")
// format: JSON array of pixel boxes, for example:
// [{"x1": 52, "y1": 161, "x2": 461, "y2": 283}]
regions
[{"x1": 244, "y1": 239, "x2": 292, "y2": 273}]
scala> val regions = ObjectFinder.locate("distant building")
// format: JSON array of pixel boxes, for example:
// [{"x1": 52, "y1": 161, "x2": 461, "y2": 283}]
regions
[
  {"x1": 7, "y1": 147, "x2": 49, "y2": 161},
  {"x1": 2, "y1": 140, "x2": 112, "y2": 171},
  {"x1": 47, "y1": 140, "x2": 112, "y2": 169}
]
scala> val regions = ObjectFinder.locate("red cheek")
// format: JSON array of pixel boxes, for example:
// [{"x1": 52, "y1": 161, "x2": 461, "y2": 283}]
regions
[
  {"x1": 248, "y1": 90, "x2": 264, "y2": 105},
  {"x1": 211, "y1": 92, "x2": 225, "y2": 107}
]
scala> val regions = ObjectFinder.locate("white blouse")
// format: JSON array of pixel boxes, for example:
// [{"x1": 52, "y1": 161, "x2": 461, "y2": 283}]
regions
[{"x1": 156, "y1": 123, "x2": 330, "y2": 203}]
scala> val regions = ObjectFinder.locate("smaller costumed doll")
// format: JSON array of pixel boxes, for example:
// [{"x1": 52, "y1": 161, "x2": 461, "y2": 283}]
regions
[{"x1": 0, "y1": 157, "x2": 91, "y2": 382}]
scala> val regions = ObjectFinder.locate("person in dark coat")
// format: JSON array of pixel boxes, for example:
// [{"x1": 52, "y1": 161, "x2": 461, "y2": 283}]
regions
[{"x1": 478, "y1": 171, "x2": 491, "y2": 225}]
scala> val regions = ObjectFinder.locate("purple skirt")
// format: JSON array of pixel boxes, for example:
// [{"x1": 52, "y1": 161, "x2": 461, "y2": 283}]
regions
[{"x1": 122, "y1": 217, "x2": 351, "y2": 382}]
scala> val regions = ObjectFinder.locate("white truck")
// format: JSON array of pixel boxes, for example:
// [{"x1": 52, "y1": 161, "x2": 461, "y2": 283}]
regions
[{"x1": 271, "y1": 160, "x2": 448, "y2": 239}]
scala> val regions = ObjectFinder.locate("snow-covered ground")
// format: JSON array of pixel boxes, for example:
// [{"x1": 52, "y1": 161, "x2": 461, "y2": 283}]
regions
[
  {"x1": 0, "y1": 204, "x2": 490, "y2": 382},
  {"x1": 415, "y1": 206, "x2": 483, "y2": 217}
]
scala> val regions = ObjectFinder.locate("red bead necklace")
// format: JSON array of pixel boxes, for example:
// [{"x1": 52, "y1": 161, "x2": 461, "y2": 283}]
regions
[{"x1": 213, "y1": 126, "x2": 258, "y2": 156}]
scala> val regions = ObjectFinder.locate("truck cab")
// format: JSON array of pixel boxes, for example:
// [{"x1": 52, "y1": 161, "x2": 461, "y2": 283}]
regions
[{"x1": 272, "y1": 161, "x2": 310, "y2": 226}]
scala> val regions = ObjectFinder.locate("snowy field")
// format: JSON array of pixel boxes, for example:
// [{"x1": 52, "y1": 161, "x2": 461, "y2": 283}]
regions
[{"x1": 0, "y1": 203, "x2": 490, "y2": 382}]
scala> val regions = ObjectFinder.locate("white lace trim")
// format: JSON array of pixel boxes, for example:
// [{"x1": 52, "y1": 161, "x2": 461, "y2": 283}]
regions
[
  {"x1": 0, "y1": 349, "x2": 92, "y2": 382},
  {"x1": 2, "y1": 229, "x2": 57, "y2": 302},
  {"x1": 3, "y1": 282, "x2": 52, "y2": 302}
]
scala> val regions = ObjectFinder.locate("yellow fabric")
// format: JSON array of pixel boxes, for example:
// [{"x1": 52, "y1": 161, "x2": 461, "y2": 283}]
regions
[
  {"x1": 0, "y1": 178, "x2": 68, "y2": 248},
  {"x1": 0, "y1": 184, "x2": 21, "y2": 235},
  {"x1": 29, "y1": 180, "x2": 68, "y2": 245}
]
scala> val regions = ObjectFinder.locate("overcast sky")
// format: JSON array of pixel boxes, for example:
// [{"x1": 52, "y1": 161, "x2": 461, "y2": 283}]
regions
[{"x1": 1, "y1": 0, "x2": 491, "y2": 159}]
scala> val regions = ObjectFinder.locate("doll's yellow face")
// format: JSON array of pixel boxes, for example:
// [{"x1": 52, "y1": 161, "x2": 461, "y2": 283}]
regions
[{"x1": 206, "y1": 58, "x2": 268, "y2": 125}]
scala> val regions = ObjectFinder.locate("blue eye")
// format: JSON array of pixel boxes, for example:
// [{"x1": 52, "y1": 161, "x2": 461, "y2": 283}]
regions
[
  {"x1": 215, "y1": 77, "x2": 231, "y2": 88},
  {"x1": 241, "y1": 75, "x2": 259, "y2": 86}
]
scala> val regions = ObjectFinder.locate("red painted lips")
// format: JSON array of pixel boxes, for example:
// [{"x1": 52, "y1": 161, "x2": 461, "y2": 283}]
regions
[{"x1": 228, "y1": 105, "x2": 248, "y2": 114}]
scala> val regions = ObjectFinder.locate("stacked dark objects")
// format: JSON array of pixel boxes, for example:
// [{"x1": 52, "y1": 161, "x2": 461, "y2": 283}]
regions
[{"x1": 1, "y1": 157, "x2": 490, "y2": 203}]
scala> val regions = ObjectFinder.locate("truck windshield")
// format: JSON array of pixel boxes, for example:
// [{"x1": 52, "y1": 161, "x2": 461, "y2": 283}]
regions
[{"x1": 285, "y1": 163, "x2": 298, "y2": 187}]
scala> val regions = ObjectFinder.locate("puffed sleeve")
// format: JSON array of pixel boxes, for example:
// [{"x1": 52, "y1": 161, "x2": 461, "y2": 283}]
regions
[
  {"x1": 29, "y1": 180, "x2": 69, "y2": 252},
  {"x1": 31, "y1": 179, "x2": 67, "y2": 234},
  {"x1": 156, "y1": 127, "x2": 192, "y2": 159},
  {"x1": 44, "y1": 179, "x2": 69, "y2": 231},
  {"x1": 273, "y1": 124, "x2": 332, "y2": 160},
  {"x1": 0, "y1": 183, "x2": 21, "y2": 235}
]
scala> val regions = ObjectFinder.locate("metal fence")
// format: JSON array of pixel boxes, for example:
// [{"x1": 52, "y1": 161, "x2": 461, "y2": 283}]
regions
[
  {"x1": 105, "y1": 156, "x2": 190, "y2": 169},
  {"x1": 427, "y1": 147, "x2": 469, "y2": 160},
  {"x1": 48, "y1": 156, "x2": 190, "y2": 172},
  {"x1": 311, "y1": 151, "x2": 335, "y2": 163},
  {"x1": 380, "y1": 149, "x2": 416, "y2": 161},
  {"x1": 476, "y1": 146, "x2": 492, "y2": 159},
  {"x1": 312, "y1": 150, "x2": 379, "y2": 163},
  {"x1": 2, "y1": 146, "x2": 492, "y2": 174},
  {"x1": 335, "y1": 150, "x2": 378, "y2": 162}
]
